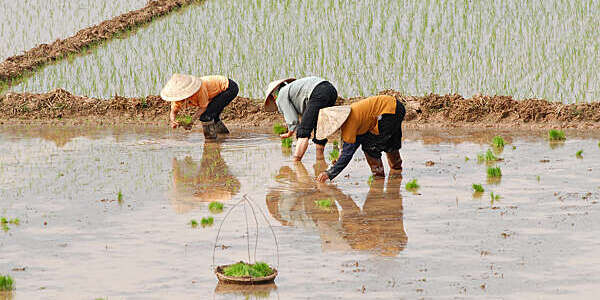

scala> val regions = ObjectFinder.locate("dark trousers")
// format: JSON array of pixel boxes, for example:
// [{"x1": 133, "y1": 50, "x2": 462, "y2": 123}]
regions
[
  {"x1": 359, "y1": 101, "x2": 406, "y2": 159},
  {"x1": 296, "y1": 81, "x2": 338, "y2": 145},
  {"x1": 199, "y1": 79, "x2": 239, "y2": 122}
]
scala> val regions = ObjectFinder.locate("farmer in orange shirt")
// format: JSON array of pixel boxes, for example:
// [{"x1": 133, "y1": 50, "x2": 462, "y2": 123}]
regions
[
  {"x1": 316, "y1": 95, "x2": 405, "y2": 182},
  {"x1": 161, "y1": 74, "x2": 238, "y2": 140}
]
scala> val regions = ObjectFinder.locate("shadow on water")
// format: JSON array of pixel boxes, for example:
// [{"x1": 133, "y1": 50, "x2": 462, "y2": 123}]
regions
[
  {"x1": 170, "y1": 142, "x2": 240, "y2": 213},
  {"x1": 266, "y1": 161, "x2": 407, "y2": 257}
]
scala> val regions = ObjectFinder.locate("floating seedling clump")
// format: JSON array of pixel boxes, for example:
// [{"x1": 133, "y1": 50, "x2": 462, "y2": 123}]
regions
[
  {"x1": 406, "y1": 179, "x2": 420, "y2": 192},
  {"x1": 548, "y1": 129, "x2": 566, "y2": 141},
  {"x1": 189, "y1": 219, "x2": 199, "y2": 228},
  {"x1": 487, "y1": 167, "x2": 502, "y2": 178},
  {"x1": 576, "y1": 150, "x2": 583, "y2": 158},
  {"x1": 281, "y1": 137, "x2": 293, "y2": 148},
  {"x1": 1, "y1": 217, "x2": 20, "y2": 232},
  {"x1": 472, "y1": 184, "x2": 484, "y2": 193},
  {"x1": 209, "y1": 201, "x2": 224, "y2": 213},
  {"x1": 201, "y1": 217, "x2": 214, "y2": 227},
  {"x1": 328, "y1": 147, "x2": 339, "y2": 163},
  {"x1": 223, "y1": 261, "x2": 274, "y2": 278},
  {"x1": 176, "y1": 115, "x2": 194, "y2": 130},
  {"x1": 0, "y1": 275, "x2": 14, "y2": 291},
  {"x1": 117, "y1": 190, "x2": 123, "y2": 203},
  {"x1": 492, "y1": 136, "x2": 505, "y2": 148},
  {"x1": 273, "y1": 123, "x2": 287, "y2": 135},
  {"x1": 315, "y1": 199, "x2": 333, "y2": 209}
]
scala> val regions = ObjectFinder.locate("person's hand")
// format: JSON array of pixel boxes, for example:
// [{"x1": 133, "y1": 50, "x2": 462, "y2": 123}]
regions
[
  {"x1": 280, "y1": 131, "x2": 294, "y2": 139},
  {"x1": 170, "y1": 120, "x2": 179, "y2": 128},
  {"x1": 316, "y1": 172, "x2": 329, "y2": 183}
]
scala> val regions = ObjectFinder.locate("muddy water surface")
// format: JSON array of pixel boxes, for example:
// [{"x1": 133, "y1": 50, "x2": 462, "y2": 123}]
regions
[{"x1": 1, "y1": 126, "x2": 600, "y2": 299}]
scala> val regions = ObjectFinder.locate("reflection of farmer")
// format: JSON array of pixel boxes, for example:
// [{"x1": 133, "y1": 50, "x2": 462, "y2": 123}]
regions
[
  {"x1": 160, "y1": 74, "x2": 239, "y2": 140},
  {"x1": 266, "y1": 162, "x2": 407, "y2": 256},
  {"x1": 264, "y1": 77, "x2": 338, "y2": 161},
  {"x1": 170, "y1": 142, "x2": 240, "y2": 213},
  {"x1": 316, "y1": 95, "x2": 405, "y2": 182}
]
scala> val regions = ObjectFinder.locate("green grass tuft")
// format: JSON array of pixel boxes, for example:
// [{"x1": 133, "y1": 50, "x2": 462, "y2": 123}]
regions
[
  {"x1": 273, "y1": 123, "x2": 287, "y2": 135},
  {"x1": 406, "y1": 179, "x2": 420, "y2": 191},
  {"x1": 0, "y1": 274, "x2": 14, "y2": 291},
  {"x1": 223, "y1": 261, "x2": 274, "y2": 278},
  {"x1": 492, "y1": 136, "x2": 505, "y2": 148},
  {"x1": 487, "y1": 167, "x2": 502, "y2": 178},
  {"x1": 281, "y1": 137, "x2": 293, "y2": 148},
  {"x1": 548, "y1": 129, "x2": 566, "y2": 141},
  {"x1": 315, "y1": 199, "x2": 333, "y2": 208},
  {"x1": 176, "y1": 115, "x2": 193, "y2": 127},
  {"x1": 472, "y1": 184, "x2": 484, "y2": 193},
  {"x1": 201, "y1": 217, "x2": 214, "y2": 227},
  {"x1": 576, "y1": 150, "x2": 583, "y2": 158},
  {"x1": 208, "y1": 201, "x2": 224, "y2": 213}
]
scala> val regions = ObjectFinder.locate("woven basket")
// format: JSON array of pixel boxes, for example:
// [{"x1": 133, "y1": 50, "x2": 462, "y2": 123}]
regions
[{"x1": 215, "y1": 264, "x2": 278, "y2": 285}]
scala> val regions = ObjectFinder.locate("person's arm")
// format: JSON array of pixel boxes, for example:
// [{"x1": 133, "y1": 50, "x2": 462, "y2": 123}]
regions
[
  {"x1": 170, "y1": 102, "x2": 181, "y2": 128},
  {"x1": 276, "y1": 88, "x2": 300, "y2": 133},
  {"x1": 317, "y1": 142, "x2": 360, "y2": 182}
]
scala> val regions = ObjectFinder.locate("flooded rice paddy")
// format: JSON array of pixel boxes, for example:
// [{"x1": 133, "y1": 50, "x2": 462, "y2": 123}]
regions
[
  {"x1": 1, "y1": 126, "x2": 600, "y2": 299},
  {"x1": 5, "y1": 0, "x2": 600, "y2": 103},
  {"x1": 0, "y1": 0, "x2": 147, "y2": 61}
]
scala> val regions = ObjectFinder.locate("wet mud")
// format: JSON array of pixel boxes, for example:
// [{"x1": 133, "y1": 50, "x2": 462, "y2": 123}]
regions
[
  {"x1": 0, "y1": 0, "x2": 200, "y2": 85},
  {"x1": 1, "y1": 126, "x2": 600, "y2": 298},
  {"x1": 1, "y1": 89, "x2": 599, "y2": 130}
]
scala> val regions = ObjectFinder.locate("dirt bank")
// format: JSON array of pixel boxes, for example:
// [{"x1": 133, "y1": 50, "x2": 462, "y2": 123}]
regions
[
  {"x1": 0, "y1": 0, "x2": 199, "y2": 85},
  {"x1": 1, "y1": 89, "x2": 599, "y2": 130}
]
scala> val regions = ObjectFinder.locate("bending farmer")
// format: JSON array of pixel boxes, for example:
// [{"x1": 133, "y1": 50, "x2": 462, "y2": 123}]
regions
[
  {"x1": 161, "y1": 74, "x2": 238, "y2": 140},
  {"x1": 316, "y1": 95, "x2": 405, "y2": 182},
  {"x1": 264, "y1": 76, "x2": 338, "y2": 161}
]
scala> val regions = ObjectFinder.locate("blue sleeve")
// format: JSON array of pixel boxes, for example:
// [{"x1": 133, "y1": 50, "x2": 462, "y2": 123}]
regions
[
  {"x1": 326, "y1": 142, "x2": 360, "y2": 180},
  {"x1": 276, "y1": 86, "x2": 300, "y2": 132}
]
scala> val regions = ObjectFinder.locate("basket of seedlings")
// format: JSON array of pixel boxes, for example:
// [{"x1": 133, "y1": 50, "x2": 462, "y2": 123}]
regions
[{"x1": 213, "y1": 195, "x2": 279, "y2": 285}]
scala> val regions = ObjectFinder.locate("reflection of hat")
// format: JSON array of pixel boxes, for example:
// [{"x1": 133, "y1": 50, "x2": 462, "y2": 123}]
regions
[
  {"x1": 264, "y1": 78, "x2": 296, "y2": 112},
  {"x1": 160, "y1": 74, "x2": 203, "y2": 102},
  {"x1": 315, "y1": 105, "x2": 351, "y2": 140}
]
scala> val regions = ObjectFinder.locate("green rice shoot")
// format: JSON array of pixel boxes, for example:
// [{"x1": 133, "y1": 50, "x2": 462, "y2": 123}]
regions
[
  {"x1": 281, "y1": 137, "x2": 293, "y2": 148},
  {"x1": 117, "y1": 190, "x2": 123, "y2": 203},
  {"x1": 492, "y1": 136, "x2": 505, "y2": 148},
  {"x1": 328, "y1": 147, "x2": 339, "y2": 162},
  {"x1": 465, "y1": 156, "x2": 470, "y2": 161},
  {"x1": 208, "y1": 201, "x2": 224, "y2": 213},
  {"x1": 490, "y1": 192, "x2": 501, "y2": 203},
  {"x1": 477, "y1": 153, "x2": 485, "y2": 163},
  {"x1": 576, "y1": 150, "x2": 583, "y2": 158},
  {"x1": 472, "y1": 184, "x2": 484, "y2": 193},
  {"x1": 273, "y1": 123, "x2": 287, "y2": 135},
  {"x1": 484, "y1": 149, "x2": 499, "y2": 161},
  {"x1": 201, "y1": 216, "x2": 214, "y2": 227},
  {"x1": 367, "y1": 175, "x2": 374, "y2": 186},
  {"x1": 406, "y1": 179, "x2": 420, "y2": 191},
  {"x1": 189, "y1": 219, "x2": 198, "y2": 228},
  {"x1": 548, "y1": 129, "x2": 566, "y2": 141},
  {"x1": 223, "y1": 261, "x2": 274, "y2": 278},
  {"x1": 0, "y1": 274, "x2": 14, "y2": 291},
  {"x1": 315, "y1": 199, "x2": 333, "y2": 208},
  {"x1": 176, "y1": 115, "x2": 193, "y2": 127},
  {"x1": 487, "y1": 167, "x2": 502, "y2": 178}
]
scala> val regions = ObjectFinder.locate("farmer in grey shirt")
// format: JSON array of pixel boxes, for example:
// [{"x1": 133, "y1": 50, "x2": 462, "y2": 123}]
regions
[{"x1": 264, "y1": 77, "x2": 338, "y2": 161}]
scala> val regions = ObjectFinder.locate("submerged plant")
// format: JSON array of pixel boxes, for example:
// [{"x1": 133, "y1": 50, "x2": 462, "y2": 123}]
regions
[
  {"x1": 273, "y1": 123, "x2": 287, "y2": 135},
  {"x1": 208, "y1": 201, "x2": 224, "y2": 213},
  {"x1": 189, "y1": 219, "x2": 198, "y2": 228},
  {"x1": 487, "y1": 167, "x2": 502, "y2": 178},
  {"x1": 315, "y1": 199, "x2": 333, "y2": 208},
  {"x1": 548, "y1": 129, "x2": 566, "y2": 141},
  {"x1": 472, "y1": 184, "x2": 484, "y2": 193},
  {"x1": 201, "y1": 216, "x2": 214, "y2": 227},
  {"x1": 406, "y1": 179, "x2": 420, "y2": 191},
  {"x1": 223, "y1": 261, "x2": 274, "y2": 278},
  {"x1": 0, "y1": 275, "x2": 14, "y2": 291},
  {"x1": 176, "y1": 115, "x2": 193, "y2": 128},
  {"x1": 576, "y1": 150, "x2": 583, "y2": 158},
  {"x1": 281, "y1": 137, "x2": 293, "y2": 148},
  {"x1": 492, "y1": 136, "x2": 505, "y2": 148}
]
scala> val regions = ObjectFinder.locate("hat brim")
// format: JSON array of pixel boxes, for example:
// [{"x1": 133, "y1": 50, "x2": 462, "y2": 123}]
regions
[
  {"x1": 316, "y1": 106, "x2": 352, "y2": 140},
  {"x1": 263, "y1": 78, "x2": 296, "y2": 111},
  {"x1": 160, "y1": 74, "x2": 203, "y2": 102}
]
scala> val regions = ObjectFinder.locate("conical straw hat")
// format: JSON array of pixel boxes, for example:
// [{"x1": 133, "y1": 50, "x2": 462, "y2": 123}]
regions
[
  {"x1": 316, "y1": 105, "x2": 351, "y2": 140},
  {"x1": 160, "y1": 74, "x2": 203, "y2": 102},
  {"x1": 263, "y1": 77, "x2": 296, "y2": 112}
]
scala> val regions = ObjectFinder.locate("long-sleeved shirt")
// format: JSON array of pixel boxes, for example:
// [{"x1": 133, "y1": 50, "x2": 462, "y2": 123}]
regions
[
  {"x1": 171, "y1": 75, "x2": 229, "y2": 110},
  {"x1": 326, "y1": 95, "x2": 397, "y2": 180},
  {"x1": 275, "y1": 76, "x2": 326, "y2": 132}
]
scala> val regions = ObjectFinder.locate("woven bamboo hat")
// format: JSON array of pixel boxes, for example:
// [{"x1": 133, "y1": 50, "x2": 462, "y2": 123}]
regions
[
  {"x1": 264, "y1": 77, "x2": 296, "y2": 112},
  {"x1": 315, "y1": 105, "x2": 351, "y2": 140},
  {"x1": 160, "y1": 74, "x2": 203, "y2": 102}
]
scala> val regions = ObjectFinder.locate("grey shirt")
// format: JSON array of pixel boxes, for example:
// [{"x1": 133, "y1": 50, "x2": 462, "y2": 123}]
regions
[{"x1": 275, "y1": 76, "x2": 326, "y2": 132}]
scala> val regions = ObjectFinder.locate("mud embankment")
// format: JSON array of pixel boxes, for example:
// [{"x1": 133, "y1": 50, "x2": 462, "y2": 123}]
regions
[
  {"x1": 1, "y1": 89, "x2": 599, "y2": 129},
  {"x1": 0, "y1": 0, "x2": 199, "y2": 85}
]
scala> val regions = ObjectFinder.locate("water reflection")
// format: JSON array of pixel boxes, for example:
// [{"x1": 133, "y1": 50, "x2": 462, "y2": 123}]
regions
[
  {"x1": 214, "y1": 282, "x2": 277, "y2": 299},
  {"x1": 170, "y1": 142, "x2": 240, "y2": 213},
  {"x1": 267, "y1": 162, "x2": 407, "y2": 256}
]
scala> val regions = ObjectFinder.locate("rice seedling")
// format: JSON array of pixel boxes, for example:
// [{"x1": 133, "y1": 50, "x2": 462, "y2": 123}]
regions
[
  {"x1": 176, "y1": 115, "x2": 193, "y2": 128},
  {"x1": 273, "y1": 123, "x2": 287, "y2": 135},
  {"x1": 1, "y1": 224, "x2": 8, "y2": 232},
  {"x1": 0, "y1": 274, "x2": 14, "y2": 291},
  {"x1": 536, "y1": 175, "x2": 541, "y2": 182},
  {"x1": 512, "y1": 146, "x2": 516, "y2": 150},
  {"x1": 576, "y1": 150, "x2": 583, "y2": 158},
  {"x1": 281, "y1": 137, "x2": 293, "y2": 148},
  {"x1": 465, "y1": 156, "x2": 470, "y2": 161},
  {"x1": 484, "y1": 149, "x2": 499, "y2": 162},
  {"x1": 367, "y1": 175, "x2": 374, "y2": 186},
  {"x1": 472, "y1": 184, "x2": 484, "y2": 193},
  {"x1": 406, "y1": 179, "x2": 420, "y2": 191},
  {"x1": 490, "y1": 192, "x2": 501, "y2": 203},
  {"x1": 189, "y1": 219, "x2": 198, "y2": 228},
  {"x1": 223, "y1": 261, "x2": 274, "y2": 278},
  {"x1": 328, "y1": 147, "x2": 339, "y2": 162},
  {"x1": 477, "y1": 153, "x2": 485, "y2": 163},
  {"x1": 9, "y1": 218, "x2": 19, "y2": 225},
  {"x1": 201, "y1": 216, "x2": 214, "y2": 227},
  {"x1": 117, "y1": 190, "x2": 123, "y2": 203},
  {"x1": 208, "y1": 201, "x2": 224, "y2": 213},
  {"x1": 487, "y1": 167, "x2": 502, "y2": 178},
  {"x1": 315, "y1": 198, "x2": 333, "y2": 208},
  {"x1": 548, "y1": 129, "x2": 566, "y2": 141},
  {"x1": 0, "y1": 217, "x2": 6, "y2": 224},
  {"x1": 492, "y1": 136, "x2": 505, "y2": 148}
]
